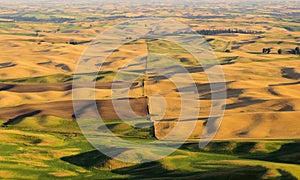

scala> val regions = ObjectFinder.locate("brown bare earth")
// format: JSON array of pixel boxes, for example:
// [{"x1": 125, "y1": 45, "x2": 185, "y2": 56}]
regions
[
  {"x1": 0, "y1": 81, "x2": 141, "y2": 92},
  {"x1": 0, "y1": 97, "x2": 148, "y2": 126}
]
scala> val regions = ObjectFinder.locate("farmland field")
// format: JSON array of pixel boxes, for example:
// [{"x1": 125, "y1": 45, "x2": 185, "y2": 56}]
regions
[{"x1": 0, "y1": 0, "x2": 299, "y2": 179}]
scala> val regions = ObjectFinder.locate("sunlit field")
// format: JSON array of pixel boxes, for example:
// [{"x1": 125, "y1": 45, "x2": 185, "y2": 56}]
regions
[{"x1": 0, "y1": 0, "x2": 299, "y2": 179}]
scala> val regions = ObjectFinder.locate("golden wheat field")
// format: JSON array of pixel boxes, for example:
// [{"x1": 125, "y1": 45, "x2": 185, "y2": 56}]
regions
[{"x1": 0, "y1": 0, "x2": 299, "y2": 179}]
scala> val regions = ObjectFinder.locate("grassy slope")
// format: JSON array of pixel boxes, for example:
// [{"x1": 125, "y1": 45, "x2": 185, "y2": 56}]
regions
[{"x1": 0, "y1": 117, "x2": 299, "y2": 179}]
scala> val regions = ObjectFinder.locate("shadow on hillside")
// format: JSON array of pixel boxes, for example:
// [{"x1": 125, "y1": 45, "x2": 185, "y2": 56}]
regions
[
  {"x1": 0, "y1": 84, "x2": 15, "y2": 91},
  {"x1": 0, "y1": 62, "x2": 16, "y2": 69},
  {"x1": 225, "y1": 97, "x2": 266, "y2": 110},
  {"x1": 2, "y1": 110, "x2": 41, "y2": 127},
  {"x1": 175, "y1": 81, "x2": 241, "y2": 100},
  {"x1": 281, "y1": 68, "x2": 300, "y2": 80},
  {"x1": 270, "y1": 81, "x2": 300, "y2": 87},
  {"x1": 61, "y1": 148, "x2": 128, "y2": 168},
  {"x1": 255, "y1": 141, "x2": 300, "y2": 165}
]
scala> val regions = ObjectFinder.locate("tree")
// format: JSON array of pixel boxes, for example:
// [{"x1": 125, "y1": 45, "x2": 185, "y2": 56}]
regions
[
  {"x1": 295, "y1": 47, "x2": 300, "y2": 54},
  {"x1": 69, "y1": 41, "x2": 78, "y2": 45},
  {"x1": 278, "y1": 49, "x2": 282, "y2": 54},
  {"x1": 35, "y1": 30, "x2": 41, "y2": 36}
]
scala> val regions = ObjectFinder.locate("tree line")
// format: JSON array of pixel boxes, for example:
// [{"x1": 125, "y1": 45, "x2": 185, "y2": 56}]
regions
[
  {"x1": 262, "y1": 47, "x2": 300, "y2": 54},
  {"x1": 197, "y1": 28, "x2": 264, "y2": 35}
]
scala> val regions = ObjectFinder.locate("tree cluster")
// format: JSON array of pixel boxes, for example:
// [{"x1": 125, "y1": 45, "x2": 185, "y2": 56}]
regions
[
  {"x1": 262, "y1": 48, "x2": 271, "y2": 54},
  {"x1": 262, "y1": 47, "x2": 299, "y2": 54},
  {"x1": 197, "y1": 28, "x2": 264, "y2": 35}
]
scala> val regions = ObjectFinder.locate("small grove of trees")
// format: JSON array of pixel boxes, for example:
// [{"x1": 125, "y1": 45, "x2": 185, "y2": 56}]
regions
[
  {"x1": 68, "y1": 41, "x2": 79, "y2": 45},
  {"x1": 263, "y1": 47, "x2": 299, "y2": 54},
  {"x1": 262, "y1": 48, "x2": 271, "y2": 54},
  {"x1": 35, "y1": 30, "x2": 41, "y2": 36},
  {"x1": 66, "y1": 40, "x2": 91, "y2": 45},
  {"x1": 283, "y1": 47, "x2": 300, "y2": 54}
]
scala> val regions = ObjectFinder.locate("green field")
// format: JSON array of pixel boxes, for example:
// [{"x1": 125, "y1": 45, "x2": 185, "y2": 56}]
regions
[{"x1": 0, "y1": 117, "x2": 299, "y2": 179}]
